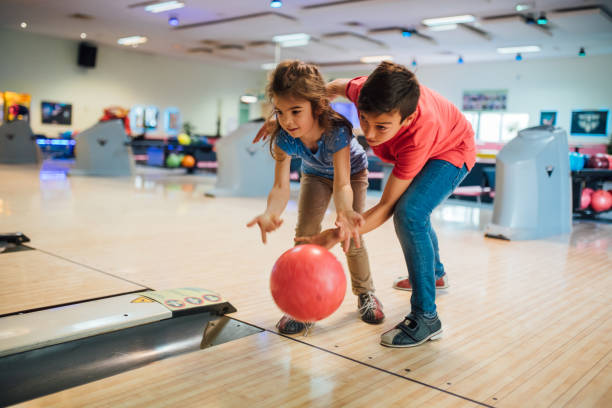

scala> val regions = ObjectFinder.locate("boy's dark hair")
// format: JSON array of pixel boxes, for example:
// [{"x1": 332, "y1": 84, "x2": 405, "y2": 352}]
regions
[
  {"x1": 266, "y1": 60, "x2": 352, "y2": 158},
  {"x1": 358, "y1": 61, "x2": 420, "y2": 121}
]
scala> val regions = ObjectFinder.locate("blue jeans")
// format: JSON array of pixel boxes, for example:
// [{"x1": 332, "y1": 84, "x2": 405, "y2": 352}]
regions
[{"x1": 393, "y1": 160, "x2": 469, "y2": 318}]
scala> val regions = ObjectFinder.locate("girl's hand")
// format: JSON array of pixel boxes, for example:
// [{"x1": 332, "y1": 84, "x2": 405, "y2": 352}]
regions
[
  {"x1": 335, "y1": 210, "x2": 364, "y2": 252},
  {"x1": 247, "y1": 213, "x2": 283, "y2": 244},
  {"x1": 294, "y1": 228, "x2": 342, "y2": 250},
  {"x1": 252, "y1": 117, "x2": 276, "y2": 143}
]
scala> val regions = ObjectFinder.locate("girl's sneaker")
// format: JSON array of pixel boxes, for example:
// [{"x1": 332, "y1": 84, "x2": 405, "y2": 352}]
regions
[
  {"x1": 357, "y1": 292, "x2": 385, "y2": 324},
  {"x1": 275, "y1": 315, "x2": 313, "y2": 335}
]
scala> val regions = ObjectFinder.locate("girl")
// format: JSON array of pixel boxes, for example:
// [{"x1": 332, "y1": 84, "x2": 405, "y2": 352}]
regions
[{"x1": 247, "y1": 60, "x2": 384, "y2": 334}]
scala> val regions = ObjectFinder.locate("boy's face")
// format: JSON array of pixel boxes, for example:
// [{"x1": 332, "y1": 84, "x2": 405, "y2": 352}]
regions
[{"x1": 359, "y1": 109, "x2": 416, "y2": 146}]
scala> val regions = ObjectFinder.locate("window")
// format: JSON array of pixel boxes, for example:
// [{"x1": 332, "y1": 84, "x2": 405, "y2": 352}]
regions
[{"x1": 463, "y1": 112, "x2": 530, "y2": 142}]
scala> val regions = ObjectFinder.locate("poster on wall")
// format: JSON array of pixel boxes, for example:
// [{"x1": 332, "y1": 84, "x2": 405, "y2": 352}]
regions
[
  {"x1": 41, "y1": 101, "x2": 72, "y2": 125},
  {"x1": 539, "y1": 111, "x2": 557, "y2": 126},
  {"x1": 4, "y1": 91, "x2": 31, "y2": 122},
  {"x1": 570, "y1": 110, "x2": 609, "y2": 136},
  {"x1": 462, "y1": 89, "x2": 507, "y2": 111}
]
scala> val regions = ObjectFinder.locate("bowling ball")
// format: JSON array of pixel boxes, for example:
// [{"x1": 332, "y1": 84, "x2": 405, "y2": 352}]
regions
[
  {"x1": 590, "y1": 190, "x2": 612, "y2": 212},
  {"x1": 165, "y1": 153, "x2": 181, "y2": 168},
  {"x1": 177, "y1": 133, "x2": 191, "y2": 145},
  {"x1": 587, "y1": 153, "x2": 609, "y2": 169},
  {"x1": 270, "y1": 244, "x2": 346, "y2": 322},
  {"x1": 569, "y1": 152, "x2": 585, "y2": 171},
  {"x1": 580, "y1": 188, "x2": 594, "y2": 209},
  {"x1": 181, "y1": 154, "x2": 195, "y2": 168}
]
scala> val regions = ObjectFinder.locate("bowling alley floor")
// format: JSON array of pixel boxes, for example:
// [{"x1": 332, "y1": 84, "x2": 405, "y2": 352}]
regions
[{"x1": 1, "y1": 162, "x2": 611, "y2": 408}]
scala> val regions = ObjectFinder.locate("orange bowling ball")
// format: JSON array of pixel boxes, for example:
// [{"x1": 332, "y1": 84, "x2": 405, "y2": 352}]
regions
[
  {"x1": 270, "y1": 244, "x2": 346, "y2": 322},
  {"x1": 181, "y1": 154, "x2": 196, "y2": 168}
]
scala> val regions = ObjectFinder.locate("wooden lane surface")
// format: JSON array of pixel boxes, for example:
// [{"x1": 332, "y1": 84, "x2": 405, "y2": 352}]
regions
[
  {"x1": 16, "y1": 331, "x2": 480, "y2": 408},
  {"x1": 0, "y1": 250, "x2": 146, "y2": 316},
  {"x1": 2, "y1": 164, "x2": 611, "y2": 407}
]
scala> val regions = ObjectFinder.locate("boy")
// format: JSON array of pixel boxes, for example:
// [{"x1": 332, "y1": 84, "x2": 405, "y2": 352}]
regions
[{"x1": 301, "y1": 61, "x2": 476, "y2": 347}]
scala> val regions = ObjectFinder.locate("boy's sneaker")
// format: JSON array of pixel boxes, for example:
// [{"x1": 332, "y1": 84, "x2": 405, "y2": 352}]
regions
[
  {"x1": 358, "y1": 292, "x2": 385, "y2": 324},
  {"x1": 393, "y1": 274, "x2": 449, "y2": 291},
  {"x1": 275, "y1": 315, "x2": 312, "y2": 335},
  {"x1": 380, "y1": 314, "x2": 443, "y2": 348}
]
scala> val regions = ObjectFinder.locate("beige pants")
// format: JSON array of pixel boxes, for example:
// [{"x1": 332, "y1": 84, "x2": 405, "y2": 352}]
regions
[{"x1": 295, "y1": 170, "x2": 374, "y2": 295}]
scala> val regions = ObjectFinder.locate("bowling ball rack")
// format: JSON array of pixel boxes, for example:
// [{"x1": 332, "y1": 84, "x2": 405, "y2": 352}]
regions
[{"x1": 571, "y1": 169, "x2": 612, "y2": 222}]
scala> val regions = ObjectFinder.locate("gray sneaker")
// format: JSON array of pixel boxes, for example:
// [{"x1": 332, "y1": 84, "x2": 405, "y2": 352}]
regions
[{"x1": 380, "y1": 314, "x2": 443, "y2": 348}]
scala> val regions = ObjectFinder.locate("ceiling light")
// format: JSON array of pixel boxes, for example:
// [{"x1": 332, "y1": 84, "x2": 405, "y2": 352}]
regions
[
  {"x1": 536, "y1": 13, "x2": 547, "y2": 25},
  {"x1": 457, "y1": 55, "x2": 464, "y2": 64},
  {"x1": 411, "y1": 59, "x2": 417, "y2": 67},
  {"x1": 360, "y1": 55, "x2": 393, "y2": 64},
  {"x1": 261, "y1": 62, "x2": 277, "y2": 70},
  {"x1": 497, "y1": 45, "x2": 540, "y2": 54},
  {"x1": 270, "y1": 0, "x2": 282, "y2": 8},
  {"x1": 80, "y1": 33, "x2": 87, "y2": 39},
  {"x1": 118, "y1": 36, "x2": 148, "y2": 46},
  {"x1": 427, "y1": 24, "x2": 458, "y2": 31},
  {"x1": 401, "y1": 29, "x2": 412, "y2": 37},
  {"x1": 515, "y1": 3, "x2": 532, "y2": 12},
  {"x1": 20, "y1": 22, "x2": 27, "y2": 29},
  {"x1": 578, "y1": 47, "x2": 586, "y2": 57},
  {"x1": 144, "y1": 1, "x2": 185, "y2": 13},
  {"x1": 273, "y1": 33, "x2": 310, "y2": 47},
  {"x1": 422, "y1": 15, "x2": 475, "y2": 27},
  {"x1": 168, "y1": 16, "x2": 179, "y2": 26},
  {"x1": 515, "y1": 53, "x2": 523, "y2": 61},
  {"x1": 240, "y1": 95, "x2": 258, "y2": 104}
]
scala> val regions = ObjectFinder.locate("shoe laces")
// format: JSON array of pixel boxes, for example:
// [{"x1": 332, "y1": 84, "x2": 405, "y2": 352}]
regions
[{"x1": 359, "y1": 292, "x2": 379, "y2": 313}]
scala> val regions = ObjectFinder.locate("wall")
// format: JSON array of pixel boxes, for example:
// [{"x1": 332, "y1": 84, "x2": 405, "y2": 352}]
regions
[
  {"x1": 0, "y1": 28, "x2": 265, "y2": 137},
  {"x1": 327, "y1": 55, "x2": 612, "y2": 145}
]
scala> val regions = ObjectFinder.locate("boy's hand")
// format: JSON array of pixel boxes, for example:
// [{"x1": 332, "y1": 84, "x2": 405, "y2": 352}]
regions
[
  {"x1": 247, "y1": 213, "x2": 283, "y2": 244},
  {"x1": 294, "y1": 228, "x2": 342, "y2": 250},
  {"x1": 335, "y1": 210, "x2": 364, "y2": 252},
  {"x1": 252, "y1": 117, "x2": 276, "y2": 143}
]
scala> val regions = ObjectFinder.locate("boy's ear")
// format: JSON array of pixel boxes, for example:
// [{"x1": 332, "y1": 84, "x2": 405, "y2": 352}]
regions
[{"x1": 400, "y1": 111, "x2": 417, "y2": 126}]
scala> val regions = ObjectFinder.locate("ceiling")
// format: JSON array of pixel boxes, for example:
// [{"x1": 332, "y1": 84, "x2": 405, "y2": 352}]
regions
[{"x1": 1, "y1": 0, "x2": 611, "y2": 70}]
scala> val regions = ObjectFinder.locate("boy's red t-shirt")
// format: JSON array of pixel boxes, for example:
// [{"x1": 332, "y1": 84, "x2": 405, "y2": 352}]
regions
[{"x1": 346, "y1": 76, "x2": 476, "y2": 180}]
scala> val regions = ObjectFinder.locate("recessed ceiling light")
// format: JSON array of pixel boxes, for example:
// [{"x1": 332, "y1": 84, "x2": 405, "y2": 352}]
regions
[
  {"x1": 422, "y1": 15, "x2": 475, "y2": 27},
  {"x1": 145, "y1": 1, "x2": 185, "y2": 13},
  {"x1": 118, "y1": 36, "x2": 148, "y2": 46},
  {"x1": 273, "y1": 33, "x2": 310, "y2": 47},
  {"x1": 261, "y1": 62, "x2": 277, "y2": 70},
  {"x1": 80, "y1": 33, "x2": 87, "y2": 39},
  {"x1": 270, "y1": 0, "x2": 282, "y2": 8},
  {"x1": 240, "y1": 95, "x2": 258, "y2": 104},
  {"x1": 497, "y1": 45, "x2": 540, "y2": 54},
  {"x1": 20, "y1": 22, "x2": 28, "y2": 29},
  {"x1": 360, "y1": 55, "x2": 393, "y2": 64},
  {"x1": 427, "y1": 24, "x2": 458, "y2": 32}
]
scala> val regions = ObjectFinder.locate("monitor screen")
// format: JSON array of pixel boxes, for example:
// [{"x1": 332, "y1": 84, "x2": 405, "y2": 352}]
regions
[
  {"x1": 570, "y1": 110, "x2": 609, "y2": 136},
  {"x1": 41, "y1": 101, "x2": 72, "y2": 125},
  {"x1": 331, "y1": 102, "x2": 360, "y2": 129}
]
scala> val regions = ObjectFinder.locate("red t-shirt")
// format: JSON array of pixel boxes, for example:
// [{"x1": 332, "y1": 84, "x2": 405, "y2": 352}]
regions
[{"x1": 346, "y1": 76, "x2": 476, "y2": 180}]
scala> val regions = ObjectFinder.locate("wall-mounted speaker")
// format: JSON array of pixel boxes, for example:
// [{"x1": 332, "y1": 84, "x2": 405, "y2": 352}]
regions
[{"x1": 78, "y1": 42, "x2": 97, "y2": 68}]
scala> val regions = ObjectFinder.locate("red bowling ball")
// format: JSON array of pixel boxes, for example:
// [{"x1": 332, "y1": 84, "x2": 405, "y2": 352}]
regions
[
  {"x1": 590, "y1": 190, "x2": 612, "y2": 212},
  {"x1": 580, "y1": 188, "x2": 594, "y2": 210},
  {"x1": 587, "y1": 153, "x2": 610, "y2": 169},
  {"x1": 270, "y1": 244, "x2": 346, "y2": 322}
]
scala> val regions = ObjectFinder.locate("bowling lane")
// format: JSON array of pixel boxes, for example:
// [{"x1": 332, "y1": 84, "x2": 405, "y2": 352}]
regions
[
  {"x1": 16, "y1": 330, "x2": 479, "y2": 408},
  {"x1": 0, "y1": 250, "x2": 146, "y2": 316}
]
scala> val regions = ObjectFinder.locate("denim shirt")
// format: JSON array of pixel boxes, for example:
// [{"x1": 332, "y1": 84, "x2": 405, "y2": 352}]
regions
[{"x1": 276, "y1": 126, "x2": 367, "y2": 179}]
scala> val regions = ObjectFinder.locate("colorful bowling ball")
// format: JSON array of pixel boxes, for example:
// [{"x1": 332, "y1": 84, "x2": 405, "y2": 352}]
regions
[
  {"x1": 165, "y1": 153, "x2": 182, "y2": 168},
  {"x1": 181, "y1": 154, "x2": 196, "y2": 168},
  {"x1": 270, "y1": 244, "x2": 346, "y2": 322},
  {"x1": 587, "y1": 153, "x2": 609, "y2": 169},
  {"x1": 177, "y1": 133, "x2": 191, "y2": 145},
  {"x1": 590, "y1": 190, "x2": 612, "y2": 212},
  {"x1": 569, "y1": 152, "x2": 585, "y2": 171}
]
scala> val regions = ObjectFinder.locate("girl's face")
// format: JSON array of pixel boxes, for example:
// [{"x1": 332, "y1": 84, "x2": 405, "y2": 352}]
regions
[{"x1": 273, "y1": 95, "x2": 320, "y2": 142}]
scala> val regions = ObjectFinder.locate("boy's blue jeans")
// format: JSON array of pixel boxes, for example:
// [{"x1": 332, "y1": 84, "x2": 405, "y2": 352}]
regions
[{"x1": 393, "y1": 159, "x2": 469, "y2": 318}]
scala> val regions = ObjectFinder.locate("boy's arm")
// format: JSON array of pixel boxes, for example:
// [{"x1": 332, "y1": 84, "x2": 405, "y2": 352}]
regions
[
  {"x1": 332, "y1": 146, "x2": 364, "y2": 250},
  {"x1": 326, "y1": 79, "x2": 351, "y2": 100}
]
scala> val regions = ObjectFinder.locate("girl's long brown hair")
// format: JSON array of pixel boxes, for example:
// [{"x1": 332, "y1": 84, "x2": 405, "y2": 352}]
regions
[{"x1": 266, "y1": 60, "x2": 353, "y2": 158}]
